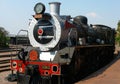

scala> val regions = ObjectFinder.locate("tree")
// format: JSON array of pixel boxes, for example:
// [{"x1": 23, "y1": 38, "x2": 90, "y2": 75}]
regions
[
  {"x1": 116, "y1": 20, "x2": 120, "y2": 46},
  {"x1": 0, "y1": 27, "x2": 9, "y2": 47}
]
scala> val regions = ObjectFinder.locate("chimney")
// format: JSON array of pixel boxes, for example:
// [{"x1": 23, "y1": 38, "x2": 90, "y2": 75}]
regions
[{"x1": 49, "y1": 2, "x2": 61, "y2": 15}]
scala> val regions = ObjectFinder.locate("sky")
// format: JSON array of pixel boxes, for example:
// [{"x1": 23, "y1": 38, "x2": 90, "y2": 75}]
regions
[{"x1": 0, "y1": 0, "x2": 120, "y2": 34}]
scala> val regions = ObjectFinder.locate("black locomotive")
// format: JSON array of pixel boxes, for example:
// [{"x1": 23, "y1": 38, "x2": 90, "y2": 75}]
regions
[{"x1": 10, "y1": 2, "x2": 115, "y2": 84}]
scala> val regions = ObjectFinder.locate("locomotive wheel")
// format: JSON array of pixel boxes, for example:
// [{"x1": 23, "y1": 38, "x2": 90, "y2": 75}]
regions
[
  {"x1": 72, "y1": 51, "x2": 82, "y2": 75},
  {"x1": 74, "y1": 57, "x2": 81, "y2": 74},
  {"x1": 65, "y1": 51, "x2": 82, "y2": 83}
]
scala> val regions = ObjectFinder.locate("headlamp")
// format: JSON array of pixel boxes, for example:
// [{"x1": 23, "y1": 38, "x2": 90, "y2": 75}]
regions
[{"x1": 34, "y1": 3, "x2": 45, "y2": 14}]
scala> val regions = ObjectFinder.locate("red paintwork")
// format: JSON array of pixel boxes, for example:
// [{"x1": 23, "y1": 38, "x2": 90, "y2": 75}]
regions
[
  {"x1": 11, "y1": 59, "x2": 61, "y2": 76},
  {"x1": 38, "y1": 28, "x2": 43, "y2": 35},
  {"x1": 65, "y1": 20, "x2": 75, "y2": 29}
]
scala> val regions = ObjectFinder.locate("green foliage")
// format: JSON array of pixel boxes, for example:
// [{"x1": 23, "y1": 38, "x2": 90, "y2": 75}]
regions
[
  {"x1": 117, "y1": 20, "x2": 120, "y2": 31},
  {"x1": 0, "y1": 27, "x2": 10, "y2": 48},
  {"x1": 116, "y1": 21, "x2": 120, "y2": 46}
]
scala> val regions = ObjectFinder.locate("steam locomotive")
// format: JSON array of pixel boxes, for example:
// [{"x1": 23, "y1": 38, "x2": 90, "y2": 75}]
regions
[{"x1": 10, "y1": 2, "x2": 115, "y2": 84}]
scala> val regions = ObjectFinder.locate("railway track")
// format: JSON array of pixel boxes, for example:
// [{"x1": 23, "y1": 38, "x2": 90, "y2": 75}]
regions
[{"x1": 0, "y1": 47, "x2": 20, "y2": 72}]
